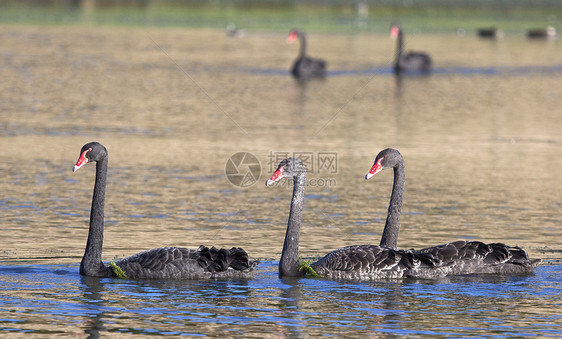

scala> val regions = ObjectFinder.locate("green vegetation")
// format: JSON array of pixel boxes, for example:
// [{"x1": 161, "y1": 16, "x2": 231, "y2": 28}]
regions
[
  {"x1": 109, "y1": 261, "x2": 128, "y2": 279},
  {"x1": 299, "y1": 258, "x2": 321, "y2": 278},
  {"x1": 0, "y1": 0, "x2": 559, "y2": 34}
]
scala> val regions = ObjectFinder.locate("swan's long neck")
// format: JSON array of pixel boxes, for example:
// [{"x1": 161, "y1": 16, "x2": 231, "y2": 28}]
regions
[
  {"x1": 279, "y1": 172, "x2": 306, "y2": 277},
  {"x1": 379, "y1": 161, "x2": 405, "y2": 250},
  {"x1": 298, "y1": 33, "x2": 307, "y2": 58},
  {"x1": 80, "y1": 156, "x2": 111, "y2": 277},
  {"x1": 394, "y1": 29, "x2": 403, "y2": 69}
]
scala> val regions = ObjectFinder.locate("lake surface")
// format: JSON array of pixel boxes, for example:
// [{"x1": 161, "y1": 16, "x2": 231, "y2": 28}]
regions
[{"x1": 0, "y1": 26, "x2": 561, "y2": 336}]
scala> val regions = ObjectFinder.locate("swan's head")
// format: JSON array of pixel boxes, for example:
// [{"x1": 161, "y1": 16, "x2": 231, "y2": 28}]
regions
[
  {"x1": 365, "y1": 148, "x2": 403, "y2": 180},
  {"x1": 286, "y1": 29, "x2": 302, "y2": 44},
  {"x1": 73, "y1": 142, "x2": 107, "y2": 172},
  {"x1": 266, "y1": 157, "x2": 306, "y2": 186},
  {"x1": 390, "y1": 23, "x2": 402, "y2": 40}
]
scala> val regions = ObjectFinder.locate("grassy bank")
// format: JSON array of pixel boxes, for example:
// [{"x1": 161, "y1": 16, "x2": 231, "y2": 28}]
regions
[{"x1": 0, "y1": 1, "x2": 559, "y2": 34}]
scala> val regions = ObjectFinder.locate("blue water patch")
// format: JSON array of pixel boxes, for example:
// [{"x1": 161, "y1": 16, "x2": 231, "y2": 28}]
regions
[
  {"x1": 128, "y1": 214, "x2": 168, "y2": 219},
  {"x1": 0, "y1": 261, "x2": 555, "y2": 336}
]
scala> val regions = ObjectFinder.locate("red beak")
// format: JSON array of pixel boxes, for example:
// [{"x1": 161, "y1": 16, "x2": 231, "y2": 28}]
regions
[
  {"x1": 266, "y1": 167, "x2": 284, "y2": 186},
  {"x1": 390, "y1": 26, "x2": 400, "y2": 39},
  {"x1": 365, "y1": 158, "x2": 383, "y2": 180},
  {"x1": 73, "y1": 149, "x2": 90, "y2": 172},
  {"x1": 286, "y1": 31, "x2": 298, "y2": 44}
]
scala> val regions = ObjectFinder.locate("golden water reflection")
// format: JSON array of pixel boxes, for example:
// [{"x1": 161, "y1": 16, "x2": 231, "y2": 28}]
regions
[{"x1": 0, "y1": 26, "x2": 560, "y2": 265}]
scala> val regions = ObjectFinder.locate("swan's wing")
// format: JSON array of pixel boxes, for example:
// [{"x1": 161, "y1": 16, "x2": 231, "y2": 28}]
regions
[
  {"x1": 400, "y1": 51, "x2": 432, "y2": 72},
  {"x1": 115, "y1": 246, "x2": 256, "y2": 280},
  {"x1": 413, "y1": 240, "x2": 541, "y2": 275},
  {"x1": 307, "y1": 242, "x2": 540, "y2": 280},
  {"x1": 293, "y1": 57, "x2": 326, "y2": 77},
  {"x1": 115, "y1": 247, "x2": 199, "y2": 279},
  {"x1": 311, "y1": 245, "x2": 418, "y2": 279},
  {"x1": 415, "y1": 240, "x2": 508, "y2": 266}
]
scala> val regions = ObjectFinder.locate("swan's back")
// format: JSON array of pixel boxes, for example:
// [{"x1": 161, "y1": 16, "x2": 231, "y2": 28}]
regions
[
  {"x1": 308, "y1": 241, "x2": 540, "y2": 281},
  {"x1": 115, "y1": 246, "x2": 258, "y2": 280},
  {"x1": 292, "y1": 56, "x2": 326, "y2": 78},
  {"x1": 413, "y1": 240, "x2": 541, "y2": 278},
  {"x1": 398, "y1": 51, "x2": 432, "y2": 73},
  {"x1": 311, "y1": 245, "x2": 419, "y2": 280}
]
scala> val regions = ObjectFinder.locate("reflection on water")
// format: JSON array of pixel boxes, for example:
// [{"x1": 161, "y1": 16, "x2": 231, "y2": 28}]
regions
[{"x1": 0, "y1": 26, "x2": 561, "y2": 336}]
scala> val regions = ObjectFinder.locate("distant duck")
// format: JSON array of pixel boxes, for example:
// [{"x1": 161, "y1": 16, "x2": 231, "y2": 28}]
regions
[
  {"x1": 286, "y1": 29, "x2": 326, "y2": 79},
  {"x1": 527, "y1": 26, "x2": 557, "y2": 39},
  {"x1": 226, "y1": 23, "x2": 246, "y2": 38},
  {"x1": 390, "y1": 23, "x2": 432, "y2": 75},
  {"x1": 477, "y1": 27, "x2": 504, "y2": 39}
]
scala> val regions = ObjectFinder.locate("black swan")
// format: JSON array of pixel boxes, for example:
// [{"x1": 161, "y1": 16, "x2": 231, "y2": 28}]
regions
[
  {"x1": 527, "y1": 26, "x2": 557, "y2": 39},
  {"x1": 477, "y1": 27, "x2": 504, "y2": 39},
  {"x1": 73, "y1": 142, "x2": 257, "y2": 280},
  {"x1": 390, "y1": 23, "x2": 432, "y2": 75},
  {"x1": 266, "y1": 155, "x2": 540, "y2": 280},
  {"x1": 266, "y1": 158, "x2": 422, "y2": 280},
  {"x1": 286, "y1": 29, "x2": 326, "y2": 79},
  {"x1": 365, "y1": 148, "x2": 541, "y2": 278}
]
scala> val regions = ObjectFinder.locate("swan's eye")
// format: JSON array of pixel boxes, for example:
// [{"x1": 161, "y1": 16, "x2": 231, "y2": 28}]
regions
[{"x1": 83, "y1": 148, "x2": 92, "y2": 159}]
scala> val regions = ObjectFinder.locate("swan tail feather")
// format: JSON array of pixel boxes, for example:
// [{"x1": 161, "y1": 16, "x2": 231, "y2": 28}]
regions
[
  {"x1": 196, "y1": 246, "x2": 254, "y2": 272},
  {"x1": 226, "y1": 247, "x2": 254, "y2": 271}
]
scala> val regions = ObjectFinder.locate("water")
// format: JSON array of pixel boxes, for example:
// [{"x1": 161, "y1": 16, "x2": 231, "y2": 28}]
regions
[
  {"x1": 1, "y1": 26, "x2": 561, "y2": 336},
  {"x1": 1, "y1": 262, "x2": 560, "y2": 337}
]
